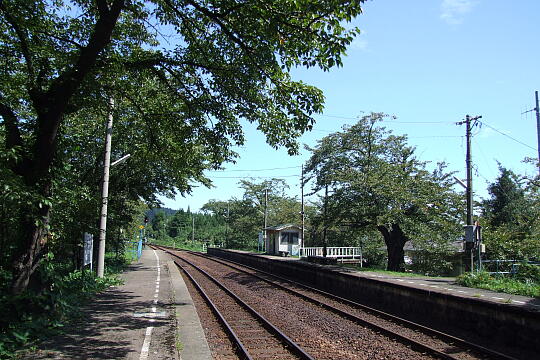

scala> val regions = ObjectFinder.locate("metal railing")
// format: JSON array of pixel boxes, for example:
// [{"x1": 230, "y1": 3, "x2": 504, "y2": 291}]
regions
[
  {"x1": 128, "y1": 238, "x2": 142, "y2": 260},
  {"x1": 481, "y1": 259, "x2": 540, "y2": 275},
  {"x1": 299, "y1": 247, "x2": 362, "y2": 259}
]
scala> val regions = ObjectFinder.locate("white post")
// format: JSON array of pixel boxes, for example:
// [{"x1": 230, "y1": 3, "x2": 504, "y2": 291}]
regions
[{"x1": 97, "y1": 97, "x2": 114, "y2": 278}]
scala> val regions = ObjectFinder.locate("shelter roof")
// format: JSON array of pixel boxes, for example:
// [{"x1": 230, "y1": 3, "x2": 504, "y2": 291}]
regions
[{"x1": 264, "y1": 224, "x2": 302, "y2": 231}]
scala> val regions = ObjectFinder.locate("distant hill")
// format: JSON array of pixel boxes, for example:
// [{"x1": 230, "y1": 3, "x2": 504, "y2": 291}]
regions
[{"x1": 145, "y1": 207, "x2": 177, "y2": 221}]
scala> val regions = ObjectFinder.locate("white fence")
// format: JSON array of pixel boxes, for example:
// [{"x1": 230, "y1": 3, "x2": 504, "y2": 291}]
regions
[{"x1": 299, "y1": 247, "x2": 362, "y2": 261}]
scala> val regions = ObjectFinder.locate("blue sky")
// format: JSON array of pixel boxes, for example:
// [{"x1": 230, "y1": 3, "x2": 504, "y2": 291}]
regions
[{"x1": 159, "y1": 0, "x2": 540, "y2": 212}]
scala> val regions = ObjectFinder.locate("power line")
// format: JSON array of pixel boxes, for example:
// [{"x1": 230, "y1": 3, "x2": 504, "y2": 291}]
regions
[
  {"x1": 208, "y1": 165, "x2": 301, "y2": 173},
  {"x1": 384, "y1": 120, "x2": 455, "y2": 124},
  {"x1": 478, "y1": 121, "x2": 536, "y2": 151},
  {"x1": 408, "y1": 135, "x2": 464, "y2": 139},
  {"x1": 209, "y1": 174, "x2": 300, "y2": 179},
  {"x1": 317, "y1": 113, "x2": 455, "y2": 124},
  {"x1": 313, "y1": 128, "x2": 463, "y2": 138},
  {"x1": 472, "y1": 138, "x2": 496, "y2": 179}
]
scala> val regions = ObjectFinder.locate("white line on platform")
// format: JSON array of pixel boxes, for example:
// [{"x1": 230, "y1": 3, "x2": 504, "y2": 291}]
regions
[
  {"x1": 139, "y1": 326, "x2": 154, "y2": 360},
  {"x1": 140, "y1": 249, "x2": 161, "y2": 360}
]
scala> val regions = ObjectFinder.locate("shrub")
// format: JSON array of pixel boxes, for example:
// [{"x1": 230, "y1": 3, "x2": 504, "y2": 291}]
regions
[{"x1": 513, "y1": 262, "x2": 540, "y2": 283}]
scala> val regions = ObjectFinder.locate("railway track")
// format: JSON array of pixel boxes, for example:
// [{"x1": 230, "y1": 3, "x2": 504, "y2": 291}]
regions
[
  {"x1": 154, "y1": 245, "x2": 518, "y2": 360},
  {"x1": 187, "y1": 250, "x2": 518, "y2": 360},
  {"x1": 168, "y1": 250, "x2": 314, "y2": 360}
]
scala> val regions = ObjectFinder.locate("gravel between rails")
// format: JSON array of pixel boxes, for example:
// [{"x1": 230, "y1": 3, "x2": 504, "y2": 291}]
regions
[
  {"x1": 178, "y1": 260, "x2": 239, "y2": 360},
  {"x1": 178, "y1": 251, "x2": 438, "y2": 360},
  {"x1": 176, "y1": 253, "x2": 304, "y2": 360},
  {"x1": 196, "y1": 253, "x2": 496, "y2": 360}
]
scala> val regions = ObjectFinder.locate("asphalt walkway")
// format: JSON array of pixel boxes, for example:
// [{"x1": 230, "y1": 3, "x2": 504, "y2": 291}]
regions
[{"x1": 25, "y1": 249, "x2": 211, "y2": 360}]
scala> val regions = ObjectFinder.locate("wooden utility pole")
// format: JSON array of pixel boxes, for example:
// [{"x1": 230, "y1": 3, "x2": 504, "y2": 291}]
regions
[{"x1": 97, "y1": 98, "x2": 114, "y2": 278}]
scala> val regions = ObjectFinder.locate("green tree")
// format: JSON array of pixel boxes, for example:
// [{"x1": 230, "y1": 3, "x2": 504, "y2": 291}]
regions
[
  {"x1": 480, "y1": 166, "x2": 540, "y2": 261},
  {"x1": 304, "y1": 113, "x2": 462, "y2": 271},
  {"x1": 201, "y1": 178, "x2": 307, "y2": 250},
  {"x1": 151, "y1": 211, "x2": 167, "y2": 238},
  {"x1": 239, "y1": 178, "x2": 301, "y2": 226},
  {"x1": 0, "y1": 0, "x2": 365, "y2": 294},
  {"x1": 482, "y1": 166, "x2": 526, "y2": 227}
]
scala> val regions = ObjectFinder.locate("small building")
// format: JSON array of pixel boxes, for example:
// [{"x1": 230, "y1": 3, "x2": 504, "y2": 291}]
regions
[{"x1": 264, "y1": 224, "x2": 303, "y2": 256}]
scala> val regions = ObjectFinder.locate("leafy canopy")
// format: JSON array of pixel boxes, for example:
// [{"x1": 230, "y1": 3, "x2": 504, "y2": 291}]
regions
[{"x1": 304, "y1": 113, "x2": 463, "y2": 271}]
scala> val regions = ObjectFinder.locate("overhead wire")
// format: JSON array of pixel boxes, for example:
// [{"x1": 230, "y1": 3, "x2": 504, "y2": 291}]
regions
[
  {"x1": 472, "y1": 138, "x2": 496, "y2": 179},
  {"x1": 208, "y1": 174, "x2": 300, "y2": 179},
  {"x1": 208, "y1": 165, "x2": 301, "y2": 172},
  {"x1": 478, "y1": 120, "x2": 536, "y2": 152}
]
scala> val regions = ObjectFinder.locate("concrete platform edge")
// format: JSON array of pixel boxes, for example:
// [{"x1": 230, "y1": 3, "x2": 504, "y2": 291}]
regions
[{"x1": 167, "y1": 260, "x2": 212, "y2": 360}]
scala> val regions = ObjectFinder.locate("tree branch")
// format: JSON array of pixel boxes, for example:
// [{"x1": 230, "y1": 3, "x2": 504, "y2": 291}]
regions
[
  {"x1": 31, "y1": 0, "x2": 125, "y2": 179},
  {"x1": 96, "y1": 0, "x2": 110, "y2": 16},
  {"x1": 0, "y1": 2, "x2": 36, "y2": 80},
  {"x1": 35, "y1": 29, "x2": 84, "y2": 49},
  {"x1": 182, "y1": 0, "x2": 254, "y2": 54},
  {"x1": 0, "y1": 98, "x2": 23, "y2": 150}
]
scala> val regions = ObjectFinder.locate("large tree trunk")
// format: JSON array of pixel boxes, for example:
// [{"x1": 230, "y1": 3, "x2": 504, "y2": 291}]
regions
[
  {"x1": 377, "y1": 224, "x2": 408, "y2": 272},
  {"x1": 10, "y1": 183, "x2": 51, "y2": 295}
]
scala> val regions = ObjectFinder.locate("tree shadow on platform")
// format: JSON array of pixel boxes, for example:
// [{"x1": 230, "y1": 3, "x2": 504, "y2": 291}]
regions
[{"x1": 24, "y1": 286, "x2": 171, "y2": 359}]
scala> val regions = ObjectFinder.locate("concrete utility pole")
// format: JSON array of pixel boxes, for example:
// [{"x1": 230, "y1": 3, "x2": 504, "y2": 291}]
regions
[
  {"x1": 97, "y1": 98, "x2": 114, "y2": 278},
  {"x1": 534, "y1": 90, "x2": 540, "y2": 173},
  {"x1": 457, "y1": 114, "x2": 481, "y2": 226},
  {"x1": 457, "y1": 114, "x2": 482, "y2": 272},
  {"x1": 522, "y1": 91, "x2": 540, "y2": 176},
  {"x1": 192, "y1": 216, "x2": 195, "y2": 243},
  {"x1": 323, "y1": 184, "x2": 328, "y2": 258},
  {"x1": 301, "y1": 165, "x2": 305, "y2": 249},
  {"x1": 226, "y1": 201, "x2": 229, "y2": 247},
  {"x1": 466, "y1": 115, "x2": 474, "y2": 226},
  {"x1": 263, "y1": 188, "x2": 268, "y2": 250}
]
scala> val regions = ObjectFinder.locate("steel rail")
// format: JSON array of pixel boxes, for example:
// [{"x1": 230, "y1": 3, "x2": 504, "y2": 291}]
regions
[
  {"x1": 173, "y1": 259, "x2": 253, "y2": 360},
  {"x1": 183, "y1": 248, "x2": 518, "y2": 360},
  {"x1": 168, "y1": 249, "x2": 315, "y2": 360},
  {"x1": 148, "y1": 245, "x2": 251, "y2": 358}
]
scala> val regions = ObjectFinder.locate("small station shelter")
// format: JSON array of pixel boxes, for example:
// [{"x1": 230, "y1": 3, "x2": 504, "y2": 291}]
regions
[{"x1": 264, "y1": 224, "x2": 303, "y2": 256}]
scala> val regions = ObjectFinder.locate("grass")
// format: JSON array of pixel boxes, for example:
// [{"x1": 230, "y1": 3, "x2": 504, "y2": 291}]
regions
[
  {"x1": 456, "y1": 271, "x2": 540, "y2": 298},
  {"x1": 342, "y1": 264, "x2": 446, "y2": 278}
]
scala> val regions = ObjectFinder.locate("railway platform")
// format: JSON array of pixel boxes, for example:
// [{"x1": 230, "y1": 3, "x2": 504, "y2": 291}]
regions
[
  {"x1": 255, "y1": 250, "x2": 540, "y2": 311},
  {"x1": 208, "y1": 248, "x2": 540, "y2": 358},
  {"x1": 24, "y1": 248, "x2": 210, "y2": 360}
]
